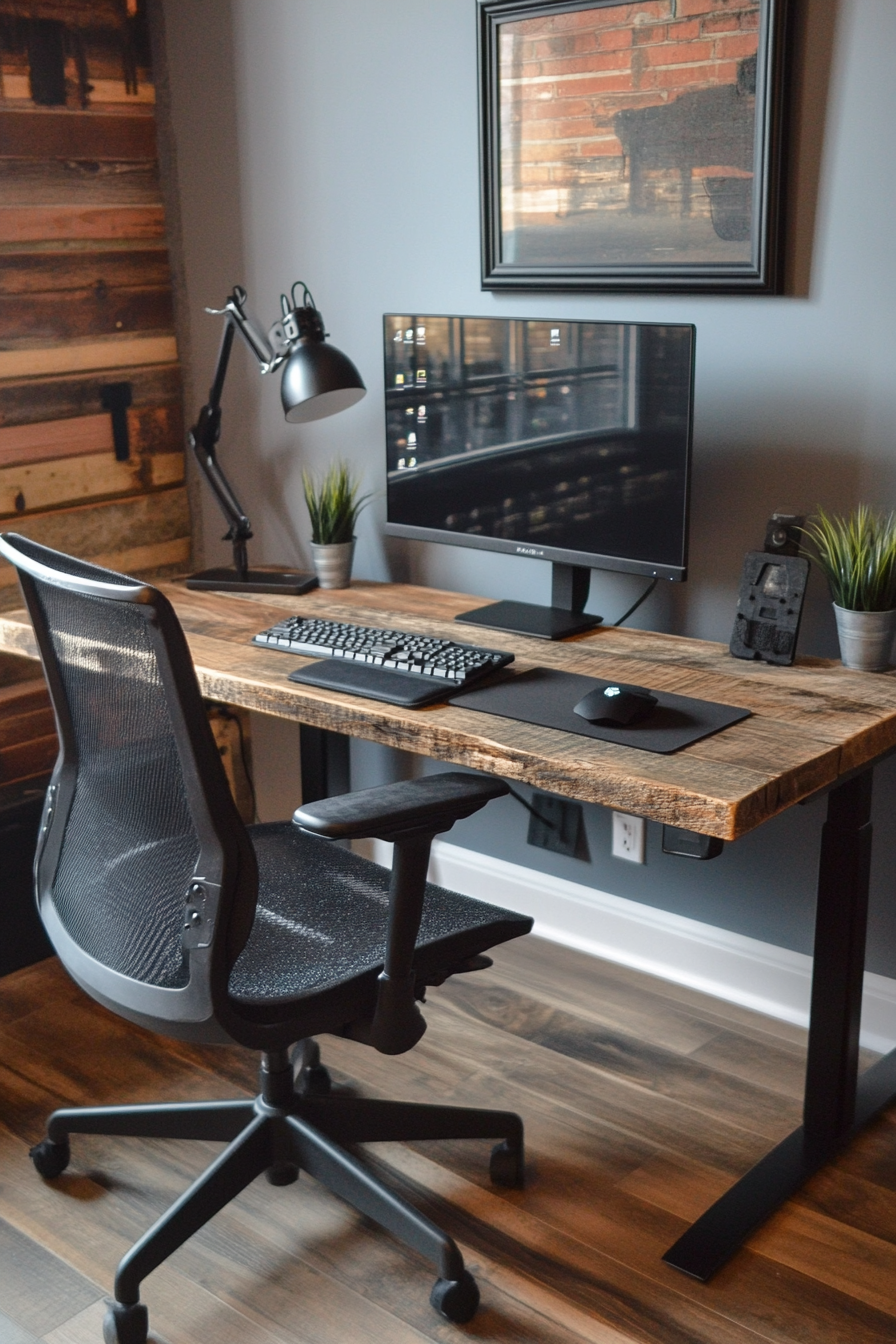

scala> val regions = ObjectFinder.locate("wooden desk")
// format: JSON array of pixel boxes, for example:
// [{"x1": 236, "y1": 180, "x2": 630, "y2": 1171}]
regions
[
  {"x1": 3, "y1": 577, "x2": 896, "y2": 1279},
  {"x1": 4, "y1": 578, "x2": 895, "y2": 839}
]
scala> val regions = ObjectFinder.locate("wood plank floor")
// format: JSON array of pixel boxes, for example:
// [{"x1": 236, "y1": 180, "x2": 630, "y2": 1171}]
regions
[{"x1": 2, "y1": 938, "x2": 896, "y2": 1344}]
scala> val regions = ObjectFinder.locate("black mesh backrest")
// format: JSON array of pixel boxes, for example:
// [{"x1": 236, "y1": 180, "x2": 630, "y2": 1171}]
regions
[
  {"x1": 2, "y1": 535, "x2": 251, "y2": 993},
  {"x1": 36, "y1": 582, "x2": 199, "y2": 986}
]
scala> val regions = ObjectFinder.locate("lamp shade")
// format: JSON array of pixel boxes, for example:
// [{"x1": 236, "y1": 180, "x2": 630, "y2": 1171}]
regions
[{"x1": 281, "y1": 339, "x2": 366, "y2": 424}]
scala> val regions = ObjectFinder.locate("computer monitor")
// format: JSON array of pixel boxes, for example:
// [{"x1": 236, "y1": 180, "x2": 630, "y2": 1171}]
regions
[{"x1": 383, "y1": 314, "x2": 695, "y2": 639}]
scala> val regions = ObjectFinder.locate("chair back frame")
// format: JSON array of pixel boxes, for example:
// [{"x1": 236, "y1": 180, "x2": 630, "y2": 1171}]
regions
[{"x1": 0, "y1": 533, "x2": 258, "y2": 1042}]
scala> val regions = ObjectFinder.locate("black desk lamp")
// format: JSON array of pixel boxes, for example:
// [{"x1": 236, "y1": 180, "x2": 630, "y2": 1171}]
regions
[{"x1": 187, "y1": 283, "x2": 366, "y2": 594}]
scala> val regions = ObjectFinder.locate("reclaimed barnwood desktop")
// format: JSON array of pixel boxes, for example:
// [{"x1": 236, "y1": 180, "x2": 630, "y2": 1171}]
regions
[{"x1": 3, "y1": 576, "x2": 896, "y2": 1280}]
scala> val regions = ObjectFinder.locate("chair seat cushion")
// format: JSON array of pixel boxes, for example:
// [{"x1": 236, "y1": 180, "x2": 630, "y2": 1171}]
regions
[{"x1": 228, "y1": 822, "x2": 531, "y2": 1010}]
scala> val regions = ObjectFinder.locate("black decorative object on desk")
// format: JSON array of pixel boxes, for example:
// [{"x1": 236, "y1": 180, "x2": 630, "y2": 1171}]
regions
[
  {"x1": 187, "y1": 283, "x2": 365, "y2": 595},
  {"x1": 730, "y1": 514, "x2": 809, "y2": 666}
]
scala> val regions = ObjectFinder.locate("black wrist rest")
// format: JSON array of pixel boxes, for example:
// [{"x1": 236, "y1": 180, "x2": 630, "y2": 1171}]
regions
[{"x1": 287, "y1": 658, "x2": 456, "y2": 707}]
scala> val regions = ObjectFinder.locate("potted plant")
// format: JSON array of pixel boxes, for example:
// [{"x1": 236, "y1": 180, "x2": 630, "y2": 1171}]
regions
[
  {"x1": 302, "y1": 461, "x2": 369, "y2": 589},
  {"x1": 802, "y1": 505, "x2": 896, "y2": 671}
]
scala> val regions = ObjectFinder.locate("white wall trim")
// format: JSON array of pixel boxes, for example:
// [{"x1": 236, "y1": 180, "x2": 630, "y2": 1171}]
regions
[{"x1": 361, "y1": 838, "x2": 896, "y2": 1053}]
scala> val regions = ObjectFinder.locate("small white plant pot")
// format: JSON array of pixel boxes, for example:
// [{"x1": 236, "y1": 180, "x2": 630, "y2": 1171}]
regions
[
  {"x1": 310, "y1": 539, "x2": 355, "y2": 589},
  {"x1": 833, "y1": 604, "x2": 896, "y2": 672}
]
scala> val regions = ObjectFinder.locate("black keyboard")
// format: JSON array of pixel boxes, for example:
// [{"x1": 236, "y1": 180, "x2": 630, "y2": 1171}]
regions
[{"x1": 252, "y1": 615, "x2": 514, "y2": 707}]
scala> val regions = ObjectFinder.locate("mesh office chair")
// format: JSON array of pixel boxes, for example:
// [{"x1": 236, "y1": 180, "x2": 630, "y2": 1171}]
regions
[{"x1": 0, "y1": 532, "x2": 532, "y2": 1344}]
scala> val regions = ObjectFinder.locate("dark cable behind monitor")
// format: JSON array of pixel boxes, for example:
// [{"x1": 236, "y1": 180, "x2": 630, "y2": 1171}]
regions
[{"x1": 613, "y1": 577, "x2": 658, "y2": 627}]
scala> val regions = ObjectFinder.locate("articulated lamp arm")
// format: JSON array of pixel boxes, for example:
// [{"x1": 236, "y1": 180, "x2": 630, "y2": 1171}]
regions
[{"x1": 187, "y1": 286, "x2": 287, "y2": 577}]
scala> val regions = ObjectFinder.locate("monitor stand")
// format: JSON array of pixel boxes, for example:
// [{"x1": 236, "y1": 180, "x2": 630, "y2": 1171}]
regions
[{"x1": 455, "y1": 564, "x2": 602, "y2": 641}]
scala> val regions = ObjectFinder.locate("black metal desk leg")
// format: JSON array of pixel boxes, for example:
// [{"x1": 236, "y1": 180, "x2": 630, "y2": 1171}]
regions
[
  {"x1": 299, "y1": 725, "x2": 350, "y2": 804},
  {"x1": 803, "y1": 770, "x2": 873, "y2": 1150},
  {"x1": 663, "y1": 768, "x2": 874, "y2": 1280}
]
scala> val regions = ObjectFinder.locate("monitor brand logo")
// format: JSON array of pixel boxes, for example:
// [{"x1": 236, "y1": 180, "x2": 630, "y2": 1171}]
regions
[{"x1": 515, "y1": 545, "x2": 545, "y2": 557}]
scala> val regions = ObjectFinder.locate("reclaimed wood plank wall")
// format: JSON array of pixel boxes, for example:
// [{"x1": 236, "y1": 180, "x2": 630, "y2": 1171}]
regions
[
  {"x1": 0, "y1": 0, "x2": 191, "y2": 610},
  {"x1": 0, "y1": 652, "x2": 53, "y2": 807}
]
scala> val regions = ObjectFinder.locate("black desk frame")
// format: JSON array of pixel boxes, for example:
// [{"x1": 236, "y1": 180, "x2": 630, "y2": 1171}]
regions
[
  {"x1": 300, "y1": 708, "x2": 896, "y2": 1282},
  {"x1": 299, "y1": 724, "x2": 350, "y2": 805},
  {"x1": 664, "y1": 764, "x2": 896, "y2": 1279}
]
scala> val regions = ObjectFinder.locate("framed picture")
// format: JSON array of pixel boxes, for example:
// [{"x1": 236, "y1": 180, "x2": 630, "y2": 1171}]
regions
[{"x1": 478, "y1": 0, "x2": 791, "y2": 293}]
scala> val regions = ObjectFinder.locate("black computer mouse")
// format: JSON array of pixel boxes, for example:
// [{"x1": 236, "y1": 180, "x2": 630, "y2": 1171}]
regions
[{"x1": 573, "y1": 681, "x2": 659, "y2": 727}]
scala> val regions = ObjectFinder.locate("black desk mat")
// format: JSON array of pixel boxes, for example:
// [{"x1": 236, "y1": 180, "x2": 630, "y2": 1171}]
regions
[{"x1": 452, "y1": 667, "x2": 751, "y2": 754}]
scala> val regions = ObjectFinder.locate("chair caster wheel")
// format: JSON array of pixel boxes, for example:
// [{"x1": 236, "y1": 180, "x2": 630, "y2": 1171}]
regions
[
  {"x1": 489, "y1": 1138, "x2": 524, "y2": 1188},
  {"x1": 29, "y1": 1137, "x2": 70, "y2": 1179},
  {"x1": 103, "y1": 1301, "x2": 148, "y2": 1344},
  {"x1": 266, "y1": 1160, "x2": 299, "y2": 1186},
  {"x1": 298, "y1": 1063, "x2": 331, "y2": 1097},
  {"x1": 430, "y1": 1270, "x2": 480, "y2": 1323}
]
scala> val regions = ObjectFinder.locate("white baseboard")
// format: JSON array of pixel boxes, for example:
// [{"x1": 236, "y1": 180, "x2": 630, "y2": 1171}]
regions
[{"x1": 358, "y1": 838, "x2": 896, "y2": 1053}]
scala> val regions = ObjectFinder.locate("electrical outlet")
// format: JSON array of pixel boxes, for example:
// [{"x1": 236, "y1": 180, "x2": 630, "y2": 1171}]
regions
[{"x1": 612, "y1": 811, "x2": 645, "y2": 863}]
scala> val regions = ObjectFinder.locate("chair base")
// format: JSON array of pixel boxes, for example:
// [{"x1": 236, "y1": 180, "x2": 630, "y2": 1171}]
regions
[{"x1": 31, "y1": 1046, "x2": 523, "y2": 1340}]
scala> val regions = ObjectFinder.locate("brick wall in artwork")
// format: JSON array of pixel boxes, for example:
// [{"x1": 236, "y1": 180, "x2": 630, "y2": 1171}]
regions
[{"x1": 499, "y1": 0, "x2": 761, "y2": 227}]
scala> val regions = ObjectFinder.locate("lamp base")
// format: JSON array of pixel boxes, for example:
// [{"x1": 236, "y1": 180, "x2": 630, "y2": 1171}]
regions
[{"x1": 186, "y1": 566, "x2": 318, "y2": 595}]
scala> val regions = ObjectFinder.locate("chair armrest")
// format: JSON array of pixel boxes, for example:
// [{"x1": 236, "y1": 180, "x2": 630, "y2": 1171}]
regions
[
  {"x1": 293, "y1": 771, "x2": 508, "y2": 842},
  {"x1": 296, "y1": 772, "x2": 508, "y2": 1055}
]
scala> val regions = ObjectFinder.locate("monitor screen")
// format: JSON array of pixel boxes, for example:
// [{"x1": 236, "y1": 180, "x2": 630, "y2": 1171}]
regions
[{"x1": 383, "y1": 315, "x2": 695, "y2": 581}]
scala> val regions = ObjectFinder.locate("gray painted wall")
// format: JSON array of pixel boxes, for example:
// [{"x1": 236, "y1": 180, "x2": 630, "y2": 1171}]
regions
[{"x1": 159, "y1": 0, "x2": 896, "y2": 972}]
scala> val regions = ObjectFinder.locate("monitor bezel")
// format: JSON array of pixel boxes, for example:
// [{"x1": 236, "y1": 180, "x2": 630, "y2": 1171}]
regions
[{"x1": 382, "y1": 314, "x2": 696, "y2": 585}]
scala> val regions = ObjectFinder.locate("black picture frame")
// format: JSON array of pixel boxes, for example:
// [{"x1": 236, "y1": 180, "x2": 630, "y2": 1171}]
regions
[{"x1": 478, "y1": 0, "x2": 791, "y2": 293}]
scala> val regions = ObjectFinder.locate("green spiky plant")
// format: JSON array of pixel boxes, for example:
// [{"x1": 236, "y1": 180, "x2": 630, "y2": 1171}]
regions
[
  {"x1": 302, "y1": 462, "x2": 369, "y2": 546},
  {"x1": 802, "y1": 506, "x2": 896, "y2": 612}
]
